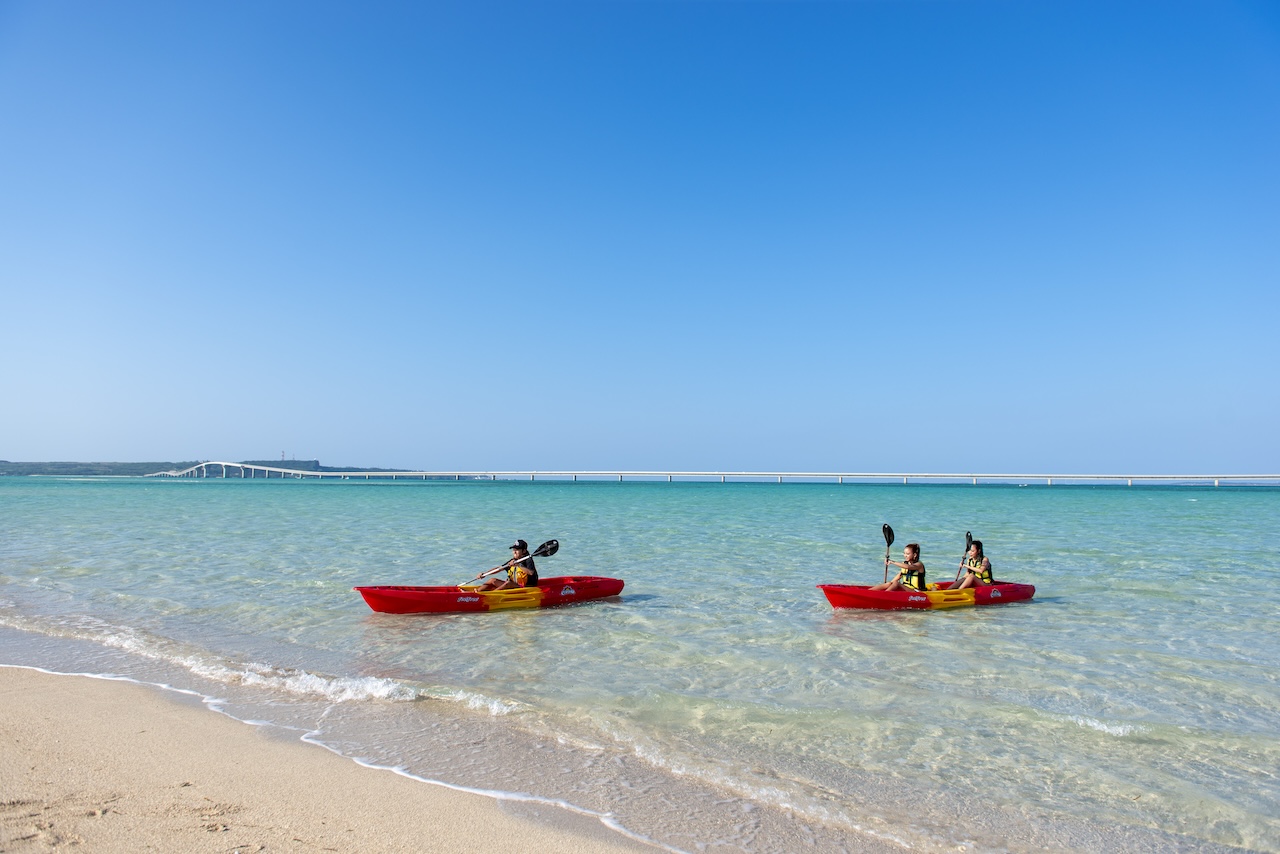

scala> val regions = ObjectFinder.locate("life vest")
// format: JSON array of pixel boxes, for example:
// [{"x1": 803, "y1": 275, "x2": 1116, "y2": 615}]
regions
[
  {"x1": 899, "y1": 564, "x2": 926, "y2": 591},
  {"x1": 964, "y1": 556, "x2": 993, "y2": 584},
  {"x1": 507, "y1": 558, "x2": 538, "y2": 588}
]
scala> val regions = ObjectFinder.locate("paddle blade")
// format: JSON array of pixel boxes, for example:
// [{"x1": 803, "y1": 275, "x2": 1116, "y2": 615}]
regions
[
  {"x1": 533, "y1": 539, "x2": 559, "y2": 558},
  {"x1": 965, "y1": 531, "x2": 973, "y2": 553},
  {"x1": 882, "y1": 524, "x2": 895, "y2": 547}
]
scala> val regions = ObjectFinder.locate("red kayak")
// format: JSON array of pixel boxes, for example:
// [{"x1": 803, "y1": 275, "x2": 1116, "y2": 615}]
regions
[
  {"x1": 817, "y1": 580, "x2": 1035, "y2": 610},
  {"x1": 355, "y1": 576, "x2": 625, "y2": 614}
]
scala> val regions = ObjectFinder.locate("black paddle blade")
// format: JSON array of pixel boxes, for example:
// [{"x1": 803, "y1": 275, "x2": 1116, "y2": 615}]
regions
[
  {"x1": 533, "y1": 539, "x2": 559, "y2": 558},
  {"x1": 965, "y1": 531, "x2": 973, "y2": 552},
  {"x1": 882, "y1": 524, "x2": 894, "y2": 547}
]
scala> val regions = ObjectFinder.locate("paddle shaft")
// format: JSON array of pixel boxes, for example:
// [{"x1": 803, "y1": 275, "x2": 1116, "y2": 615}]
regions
[
  {"x1": 954, "y1": 531, "x2": 974, "y2": 584},
  {"x1": 882, "y1": 524, "x2": 895, "y2": 583},
  {"x1": 475, "y1": 553, "x2": 537, "y2": 581}
]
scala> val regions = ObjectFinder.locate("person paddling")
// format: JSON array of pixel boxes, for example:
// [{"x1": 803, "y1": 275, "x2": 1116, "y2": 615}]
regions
[
  {"x1": 953, "y1": 540, "x2": 992, "y2": 590},
  {"x1": 873, "y1": 543, "x2": 926, "y2": 592},
  {"x1": 478, "y1": 540, "x2": 540, "y2": 591}
]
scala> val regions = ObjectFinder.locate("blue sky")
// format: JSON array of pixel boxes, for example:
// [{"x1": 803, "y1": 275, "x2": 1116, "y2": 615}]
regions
[{"x1": 1, "y1": 1, "x2": 1277, "y2": 473}]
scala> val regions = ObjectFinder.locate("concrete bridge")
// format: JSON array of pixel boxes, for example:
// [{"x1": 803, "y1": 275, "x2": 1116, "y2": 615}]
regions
[{"x1": 147, "y1": 463, "x2": 1279, "y2": 487}]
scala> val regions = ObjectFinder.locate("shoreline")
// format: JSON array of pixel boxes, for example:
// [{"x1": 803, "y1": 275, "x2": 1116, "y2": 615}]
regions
[
  {"x1": 0, "y1": 632, "x2": 914, "y2": 854},
  {"x1": 0, "y1": 666, "x2": 657, "y2": 853}
]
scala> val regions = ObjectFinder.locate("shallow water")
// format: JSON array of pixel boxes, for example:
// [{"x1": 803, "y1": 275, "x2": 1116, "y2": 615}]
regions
[{"x1": 2, "y1": 477, "x2": 1277, "y2": 851}]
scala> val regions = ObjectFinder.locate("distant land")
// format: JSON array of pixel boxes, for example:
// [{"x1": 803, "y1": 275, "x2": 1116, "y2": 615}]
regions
[{"x1": 0, "y1": 460, "x2": 403, "y2": 477}]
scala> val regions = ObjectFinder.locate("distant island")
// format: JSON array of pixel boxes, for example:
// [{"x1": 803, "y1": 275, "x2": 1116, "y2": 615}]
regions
[{"x1": 0, "y1": 460, "x2": 405, "y2": 477}]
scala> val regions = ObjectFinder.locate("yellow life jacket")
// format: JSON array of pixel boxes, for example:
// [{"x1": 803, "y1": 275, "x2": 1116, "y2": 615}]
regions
[
  {"x1": 507, "y1": 558, "x2": 538, "y2": 588},
  {"x1": 899, "y1": 564, "x2": 926, "y2": 591},
  {"x1": 964, "y1": 556, "x2": 993, "y2": 584}
]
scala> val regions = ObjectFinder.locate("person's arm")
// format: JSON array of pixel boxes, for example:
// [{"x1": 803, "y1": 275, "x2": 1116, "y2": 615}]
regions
[{"x1": 479, "y1": 558, "x2": 514, "y2": 580}]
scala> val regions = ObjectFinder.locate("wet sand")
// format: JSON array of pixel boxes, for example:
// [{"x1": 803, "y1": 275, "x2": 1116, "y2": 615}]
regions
[{"x1": 0, "y1": 666, "x2": 656, "y2": 853}]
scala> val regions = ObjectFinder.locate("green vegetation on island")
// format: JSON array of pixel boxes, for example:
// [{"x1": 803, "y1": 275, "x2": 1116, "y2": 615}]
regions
[
  {"x1": 0, "y1": 460, "x2": 411, "y2": 477},
  {"x1": 0, "y1": 461, "x2": 203, "y2": 477}
]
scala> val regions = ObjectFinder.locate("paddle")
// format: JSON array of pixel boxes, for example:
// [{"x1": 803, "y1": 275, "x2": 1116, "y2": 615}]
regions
[
  {"x1": 953, "y1": 531, "x2": 974, "y2": 584},
  {"x1": 462, "y1": 539, "x2": 560, "y2": 586},
  {"x1": 882, "y1": 523, "x2": 895, "y2": 583}
]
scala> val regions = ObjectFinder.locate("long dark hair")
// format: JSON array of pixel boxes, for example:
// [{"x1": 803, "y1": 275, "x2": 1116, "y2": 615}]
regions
[
  {"x1": 905, "y1": 543, "x2": 921, "y2": 560},
  {"x1": 971, "y1": 540, "x2": 984, "y2": 559}
]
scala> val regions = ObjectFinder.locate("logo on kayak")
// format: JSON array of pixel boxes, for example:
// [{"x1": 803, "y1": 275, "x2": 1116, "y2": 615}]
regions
[
  {"x1": 908, "y1": 595, "x2": 927, "y2": 602},
  {"x1": 560, "y1": 586, "x2": 575, "y2": 596},
  {"x1": 457, "y1": 596, "x2": 480, "y2": 603},
  {"x1": 990, "y1": 589, "x2": 1002, "y2": 598}
]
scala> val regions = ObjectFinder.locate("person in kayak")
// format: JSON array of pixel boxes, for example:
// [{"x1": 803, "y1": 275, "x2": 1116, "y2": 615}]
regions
[
  {"x1": 954, "y1": 540, "x2": 993, "y2": 590},
  {"x1": 478, "y1": 539, "x2": 540, "y2": 590},
  {"x1": 873, "y1": 543, "x2": 926, "y2": 592}
]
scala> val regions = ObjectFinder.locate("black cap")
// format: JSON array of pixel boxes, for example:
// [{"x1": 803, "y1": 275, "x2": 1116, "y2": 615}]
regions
[{"x1": 509, "y1": 539, "x2": 528, "y2": 550}]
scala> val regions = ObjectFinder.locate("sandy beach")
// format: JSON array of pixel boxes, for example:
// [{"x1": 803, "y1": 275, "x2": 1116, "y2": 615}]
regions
[{"x1": 0, "y1": 666, "x2": 655, "y2": 853}]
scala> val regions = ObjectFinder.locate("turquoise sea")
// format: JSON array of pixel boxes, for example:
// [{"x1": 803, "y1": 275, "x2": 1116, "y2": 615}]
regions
[{"x1": 1, "y1": 477, "x2": 1277, "y2": 852}]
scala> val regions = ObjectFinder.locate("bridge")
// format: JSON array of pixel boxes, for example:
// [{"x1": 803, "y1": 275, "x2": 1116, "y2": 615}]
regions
[{"x1": 147, "y1": 463, "x2": 1279, "y2": 487}]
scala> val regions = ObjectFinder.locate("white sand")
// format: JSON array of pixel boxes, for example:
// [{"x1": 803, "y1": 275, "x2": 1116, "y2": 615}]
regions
[{"x1": 0, "y1": 666, "x2": 656, "y2": 852}]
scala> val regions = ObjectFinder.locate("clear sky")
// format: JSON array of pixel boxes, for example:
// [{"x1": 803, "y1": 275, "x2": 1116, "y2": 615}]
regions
[{"x1": 1, "y1": 1, "x2": 1277, "y2": 473}]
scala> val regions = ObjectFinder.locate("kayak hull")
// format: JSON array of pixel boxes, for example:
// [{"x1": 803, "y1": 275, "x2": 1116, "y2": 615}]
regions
[
  {"x1": 355, "y1": 576, "x2": 625, "y2": 614},
  {"x1": 817, "y1": 580, "x2": 1035, "y2": 611}
]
